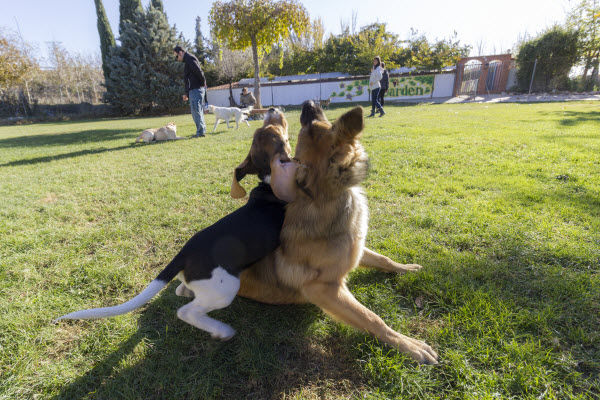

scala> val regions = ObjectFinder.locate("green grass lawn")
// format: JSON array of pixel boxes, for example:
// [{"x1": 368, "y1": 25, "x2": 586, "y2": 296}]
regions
[{"x1": 0, "y1": 101, "x2": 598, "y2": 399}]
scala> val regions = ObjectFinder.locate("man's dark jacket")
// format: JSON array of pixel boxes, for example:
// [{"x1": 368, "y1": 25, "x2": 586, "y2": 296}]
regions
[
  {"x1": 381, "y1": 69, "x2": 389, "y2": 91},
  {"x1": 183, "y1": 52, "x2": 206, "y2": 97}
]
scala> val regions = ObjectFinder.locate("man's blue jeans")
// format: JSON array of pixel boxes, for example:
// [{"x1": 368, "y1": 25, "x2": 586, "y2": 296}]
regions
[{"x1": 189, "y1": 87, "x2": 206, "y2": 137}]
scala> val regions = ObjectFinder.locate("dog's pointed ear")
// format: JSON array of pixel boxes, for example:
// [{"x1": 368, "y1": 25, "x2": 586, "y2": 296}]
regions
[
  {"x1": 230, "y1": 152, "x2": 258, "y2": 198},
  {"x1": 334, "y1": 106, "x2": 364, "y2": 142}
]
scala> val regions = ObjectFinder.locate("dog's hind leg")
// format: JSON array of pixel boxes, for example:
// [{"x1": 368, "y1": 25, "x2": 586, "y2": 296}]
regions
[
  {"x1": 176, "y1": 267, "x2": 240, "y2": 340},
  {"x1": 175, "y1": 283, "x2": 195, "y2": 298},
  {"x1": 301, "y1": 281, "x2": 438, "y2": 365},
  {"x1": 177, "y1": 302, "x2": 235, "y2": 340},
  {"x1": 359, "y1": 247, "x2": 422, "y2": 273}
]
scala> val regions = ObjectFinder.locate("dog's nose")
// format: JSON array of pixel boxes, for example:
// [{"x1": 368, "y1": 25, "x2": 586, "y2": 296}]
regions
[{"x1": 268, "y1": 108, "x2": 276, "y2": 112}]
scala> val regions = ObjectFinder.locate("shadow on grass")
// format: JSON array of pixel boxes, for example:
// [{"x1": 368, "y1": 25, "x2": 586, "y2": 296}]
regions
[
  {"x1": 0, "y1": 128, "x2": 135, "y2": 149},
  {"x1": 537, "y1": 110, "x2": 600, "y2": 128},
  {"x1": 0, "y1": 135, "x2": 192, "y2": 168},
  {"x1": 52, "y1": 282, "x2": 367, "y2": 399},
  {"x1": 0, "y1": 144, "x2": 138, "y2": 168}
]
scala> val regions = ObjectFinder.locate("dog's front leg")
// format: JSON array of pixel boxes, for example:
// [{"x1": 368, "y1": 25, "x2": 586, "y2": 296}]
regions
[
  {"x1": 212, "y1": 119, "x2": 219, "y2": 133},
  {"x1": 359, "y1": 247, "x2": 422, "y2": 273},
  {"x1": 301, "y1": 281, "x2": 438, "y2": 365}
]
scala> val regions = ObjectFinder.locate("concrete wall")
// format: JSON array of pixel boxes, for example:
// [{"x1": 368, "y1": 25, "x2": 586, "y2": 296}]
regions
[
  {"x1": 433, "y1": 74, "x2": 456, "y2": 98},
  {"x1": 506, "y1": 68, "x2": 518, "y2": 91},
  {"x1": 207, "y1": 72, "x2": 456, "y2": 107}
]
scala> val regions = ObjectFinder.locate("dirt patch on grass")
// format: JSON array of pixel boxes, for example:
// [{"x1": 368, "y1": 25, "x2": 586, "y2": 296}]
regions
[
  {"x1": 46, "y1": 325, "x2": 85, "y2": 361},
  {"x1": 39, "y1": 193, "x2": 58, "y2": 203}
]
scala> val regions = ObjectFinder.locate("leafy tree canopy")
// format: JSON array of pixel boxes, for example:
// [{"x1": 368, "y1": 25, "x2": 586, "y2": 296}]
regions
[
  {"x1": 516, "y1": 25, "x2": 580, "y2": 91},
  {"x1": 0, "y1": 29, "x2": 38, "y2": 88},
  {"x1": 209, "y1": 0, "x2": 309, "y2": 107}
]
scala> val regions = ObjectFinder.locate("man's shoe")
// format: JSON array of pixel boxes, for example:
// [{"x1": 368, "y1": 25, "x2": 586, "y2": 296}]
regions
[
  {"x1": 378, "y1": 109, "x2": 386, "y2": 117},
  {"x1": 367, "y1": 110, "x2": 376, "y2": 117}
]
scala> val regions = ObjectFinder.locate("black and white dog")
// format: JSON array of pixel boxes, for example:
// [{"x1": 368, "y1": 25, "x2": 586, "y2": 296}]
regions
[{"x1": 54, "y1": 109, "x2": 292, "y2": 340}]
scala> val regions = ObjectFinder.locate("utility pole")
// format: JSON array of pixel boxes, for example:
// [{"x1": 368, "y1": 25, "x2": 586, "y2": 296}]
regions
[{"x1": 528, "y1": 59, "x2": 538, "y2": 95}]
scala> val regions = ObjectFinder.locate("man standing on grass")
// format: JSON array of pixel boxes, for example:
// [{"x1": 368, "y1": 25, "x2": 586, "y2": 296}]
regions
[{"x1": 174, "y1": 46, "x2": 206, "y2": 138}]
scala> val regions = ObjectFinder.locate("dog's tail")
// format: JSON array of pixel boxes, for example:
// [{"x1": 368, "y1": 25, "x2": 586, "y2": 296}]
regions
[{"x1": 53, "y1": 258, "x2": 184, "y2": 323}]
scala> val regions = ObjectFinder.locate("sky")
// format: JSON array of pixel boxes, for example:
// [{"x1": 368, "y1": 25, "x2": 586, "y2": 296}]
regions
[{"x1": 0, "y1": 0, "x2": 572, "y2": 66}]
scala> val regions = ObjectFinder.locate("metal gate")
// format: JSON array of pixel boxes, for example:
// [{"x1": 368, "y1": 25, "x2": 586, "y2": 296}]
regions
[
  {"x1": 485, "y1": 60, "x2": 504, "y2": 92},
  {"x1": 457, "y1": 61, "x2": 483, "y2": 96}
]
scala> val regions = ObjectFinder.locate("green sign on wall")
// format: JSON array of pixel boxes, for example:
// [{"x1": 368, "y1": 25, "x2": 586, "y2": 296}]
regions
[
  {"x1": 387, "y1": 75, "x2": 433, "y2": 97},
  {"x1": 329, "y1": 75, "x2": 434, "y2": 100}
]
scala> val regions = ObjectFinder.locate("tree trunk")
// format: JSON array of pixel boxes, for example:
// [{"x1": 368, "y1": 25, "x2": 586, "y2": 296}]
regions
[
  {"x1": 25, "y1": 80, "x2": 32, "y2": 106},
  {"x1": 228, "y1": 81, "x2": 237, "y2": 107},
  {"x1": 582, "y1": 57, "x2": 591, "y2": 91},
  {"x1": 592, "y1": 58, "x2": 599, "y2": 90},
  {"x1": 18, "y1": 89, "x2": 30, "y2": 117},
  {"x1": 251, "y1": 35, "x2": 261, "y2": 108}
]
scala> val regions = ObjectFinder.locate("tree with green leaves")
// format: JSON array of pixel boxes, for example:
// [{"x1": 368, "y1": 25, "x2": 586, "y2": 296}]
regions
[
  {"x1": 567, "y1": 0, "x2": 600, "y2": 89},
  {"x1": 516, "y1": 25, "x2": 580, "y2": 92},
  {"x1": 209, "y1": 0, "x2": 309, "y2": 107},
  {"x1": 119, "y1": 0, "x2": 143, "y2": 36},
  {"x1": 262, "y1": 17, "x2": 325, "y2": 76},
  {"x1": 322, "y1": 23, "x2": 404, "y2": 74},
  {"x1": 0, "y1": 31, "x2": 36, "y2": 89},
  {"x1": 405, "y1": 31, "x2": 470, "y2": 72},
  {"x1": 0, "y1": 28, "x2": 39, "y2": 116},
  {"x1": 194, "y1": 16, "x2": 208, "y2": 65},
  {"x1": 93, "y1": 0, "x2": 116, "y2": 81},
  {"x1": 263, "y1": 23, "x2": 467, "y2": 77},
  {"x1": 105, "y1": 4, "x2": 182, "y2": 114}
]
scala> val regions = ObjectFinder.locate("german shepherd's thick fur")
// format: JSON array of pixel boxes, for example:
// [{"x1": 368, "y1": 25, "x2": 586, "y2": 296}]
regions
[{"x1": 238, "y1": 101, "x2": 438, "y2": 364}]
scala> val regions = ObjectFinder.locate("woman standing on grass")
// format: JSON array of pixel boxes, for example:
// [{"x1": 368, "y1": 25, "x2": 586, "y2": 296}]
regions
[{"x1": 368, "y1": 56, "x2": 385, "y2": 117}]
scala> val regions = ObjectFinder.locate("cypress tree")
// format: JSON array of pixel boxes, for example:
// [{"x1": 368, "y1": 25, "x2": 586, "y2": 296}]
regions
[
  {"x1": 195, "y1": 16, "x2": 209, "y2": 66},
  {"x1": 119, "y1": 0, "x2": 143, "y2": 36},
  {"x1": 93, "y1": 0, "x2": 116, "y2": 81},
  {"x1": 151, "y1": 0, "x2": 164, "y2": 12},
  {"x1": 105, "y1": 5, "x2": 182, "y2": 114},
  {"x1": 194, "y1": 16, "x2": 207, "y2": 65}
]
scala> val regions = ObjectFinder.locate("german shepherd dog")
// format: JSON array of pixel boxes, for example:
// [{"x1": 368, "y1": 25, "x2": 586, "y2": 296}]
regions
[{"x1": 237, "y1": 101, "x2": 438, "y2": 364}]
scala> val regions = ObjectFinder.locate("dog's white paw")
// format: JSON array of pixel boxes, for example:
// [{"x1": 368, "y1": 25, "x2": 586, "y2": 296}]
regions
[{"x1": 212, "y1": 324, "x2": 236, "y2": 341}]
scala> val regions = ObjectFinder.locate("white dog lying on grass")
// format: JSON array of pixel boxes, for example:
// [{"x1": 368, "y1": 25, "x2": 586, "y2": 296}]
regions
[
  {"x1": 207, "y1": 105, "x2": 250, "y2": 133},
  {"x1": 135, "y1": 122, "x2": 184, "y2": 143}
]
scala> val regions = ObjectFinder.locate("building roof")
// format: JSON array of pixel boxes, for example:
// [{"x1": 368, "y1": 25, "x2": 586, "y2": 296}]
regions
[{"x1": 208, "y1": 82, "x2": 242, "y2": 91}]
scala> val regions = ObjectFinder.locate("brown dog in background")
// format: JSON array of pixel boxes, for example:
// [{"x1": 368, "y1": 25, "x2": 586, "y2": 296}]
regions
[
  {"x1": 316, "y1": 97, "x2": 331, "y2": 109},
  {"x1": 235, "y1": 101, "x2": 438, "y2": 364}
]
